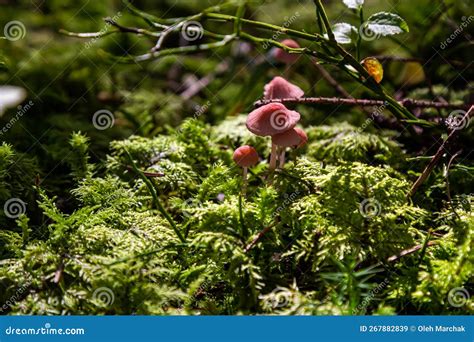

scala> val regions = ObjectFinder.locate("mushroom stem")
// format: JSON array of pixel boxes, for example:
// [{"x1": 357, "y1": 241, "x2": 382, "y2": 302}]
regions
[
  {"x1": 269, "y1": 143, "x2": 278, "y2": 171},
  {"x1": 278, "y1": 148, "x2": 286, "y2": 168},
  {"x1": 242, "y1": 166, "x2": 248, "y2": 196}
]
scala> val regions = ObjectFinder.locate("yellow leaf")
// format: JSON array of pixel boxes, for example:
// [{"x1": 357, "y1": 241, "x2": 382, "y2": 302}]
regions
[{"x1": 361, "y1": 57, "x2": 384, "y2": 83}]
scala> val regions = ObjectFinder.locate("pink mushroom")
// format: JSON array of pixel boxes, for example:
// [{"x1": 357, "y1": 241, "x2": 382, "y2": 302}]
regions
[
  {"x1": 272, "y1": 39, "x2": 301, "y2": 64},
  {"x1": 263, "y1": 76, "x2": 304, "y2": 100},
  {"x1": 233, "y1": 145, "x2": 259, "y2": 195},
  {"x1": 246, "y1": 103, "x2": 300, "y2": 171},
  {"x1": 271, "y1": 127, "x2": 308, "y2": 168}
]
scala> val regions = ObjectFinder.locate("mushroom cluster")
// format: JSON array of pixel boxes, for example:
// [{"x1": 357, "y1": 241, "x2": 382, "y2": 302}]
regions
[{"x1": 233, "y1": 72, "x2": 307, "y2": 189}]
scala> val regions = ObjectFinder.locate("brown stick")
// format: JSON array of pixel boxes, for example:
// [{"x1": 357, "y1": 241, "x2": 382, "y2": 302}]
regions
[
  {"x1": 312, "y1": 60, "x2": 353, "y2": 99},
  {"x1": 244, "y1": 222, "x2": 277, "y2": 253},
  {"x1": 254, "y1": 97, "x2": 470, "y2": 110},
  {"x1": 408, "y1": 105, "x2": 474, "y2": 197},
  {"x1": 387, "y1": 241, "x2": 438, "y2": 263}
]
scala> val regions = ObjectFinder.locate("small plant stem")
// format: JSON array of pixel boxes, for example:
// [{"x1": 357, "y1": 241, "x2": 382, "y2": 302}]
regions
[
  {"x1": 269, "y1": 143, "x2": 278, "y2": 171},
  {"x1": 124, "y1": 149, "x2": 185, "y2": 243},
  {"x1": 238, "y1": 193, "x2": 248, "y2": 238},
  {"x1": 313, "y1": 0, "x2": 334, "y2": 40},
  {"x1": 356, "y1": 8, "x2": 363, "y2": 61},
  {"x1": 278, "y1": 148, "x2": 286, "y2": 169},
  {"x1": 242, "y1": 167, "x2": 248, "y2": 196},
  {"x1": 233, "y1": 1, "x2": 246, "y2": 35}
]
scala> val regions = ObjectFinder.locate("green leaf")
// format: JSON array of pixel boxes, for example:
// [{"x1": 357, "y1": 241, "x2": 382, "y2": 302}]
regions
[
  {"x1": 330, "y1": 23, "x2": 358, "y2": 44},
  {"x1": 342, "y1": 0, "x2": 364, "y2": 9},
  {"x1": 365, "y1": 12, "x2": 409, "y2": 36}
]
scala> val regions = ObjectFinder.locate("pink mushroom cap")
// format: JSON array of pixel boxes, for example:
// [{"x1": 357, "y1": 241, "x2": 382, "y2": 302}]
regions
[
  {"x1": 233, "y1": 145, "x2": 260, "y2": 167},
  {"x1": 272, "y1": 127, "x2": 308, "y2": 148},
  {"x1": 273, "y1": 39, "x2": 301, "y2": 64},
  {"x1": 246, "y1": 103, "x2": 300, "y2": 136},
  {"x1": 263, "y1": 76, "x2": 304, "y2": 100}
]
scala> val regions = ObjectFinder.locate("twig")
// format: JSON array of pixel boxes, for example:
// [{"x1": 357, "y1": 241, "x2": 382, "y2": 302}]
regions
[
  {"x1": 408, "y1": 105, "x2": 474, "y2": 197},
  {"x1": 131, "y1": 35, "x2": 236, "y2": 62},
  {"x1": 387, "y1": 241, "x2": 438, "y2": 262},
  {"x1": 180, "y1": 60, "x2": 230, "y2": 100},
  {"x1": 254, "y1": 97, "x2": 469, "y2": 111},
  {"x1": 104, "y1": 17, "x2": 160, "y2": 37},
  {"x1": 446, "y1": 150, "x2": 462, "y2": 203},
  {"x1": 446, "y1": 150, "x2": 463, "y2": 219},
  {"x1": 244, "y1": 222, "x2": 278, "y2": 253},
  {"x1": 53, "y1": 258, "x2": 65, "y2": 284},
  {"x1": 312, "y1": 60, "x2": 352, "y2": 98},
  {"x1": 125, "y1": 166, "x2": 164, "y2": 177}
]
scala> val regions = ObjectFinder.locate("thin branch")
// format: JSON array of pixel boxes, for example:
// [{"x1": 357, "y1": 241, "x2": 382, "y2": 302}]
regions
[
  {"x1": 446, "y1": 150, "x2": 463, "y2": 219},
  {"x1": 59, "y1": 29, "x2": 120, "y2": 39},
  {"x1": 409, "y1": 105, "x2": 474, "y2": 197},
  {"x1": 387, "y1": 241, "x2": 438, "y2": 263},
  {"x1": 312, "y1": 60, "x2": 352, "y2": 99},
  {"x1": 244, "y1": 222, "x2": 278, "y2": 253},
  {"x1": 104, "y1": 17, "x2": 160, "y2": 37},
  {"x1": 131, "y1": 35, "x2": 236, "y2": 62},
  {"x1": 254, "y1": 97, "x2": 469, "y2": 111}
]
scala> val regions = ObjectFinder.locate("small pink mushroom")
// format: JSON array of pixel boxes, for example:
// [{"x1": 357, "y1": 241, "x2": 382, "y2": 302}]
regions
[
  {"x1": 246, "y1": 103, "x2": 300, "y2": 171},
  {"x1": 272, "y1": 127, "x2": 308, "y2": 168},
  {"x1": 272, "y1": 39, "x2": 301, "y2": 64},
  {"x1": 263, "y1": 76, "x2": 304, "y2": 100},
  {"x1": 233, "y1": 145, "x2": 259, "y2": 195}
]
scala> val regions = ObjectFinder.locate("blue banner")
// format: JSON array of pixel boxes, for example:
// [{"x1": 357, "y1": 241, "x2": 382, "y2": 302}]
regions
[{"x1": 0, "y1": 316, "x2": 472, "y2": 342}]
